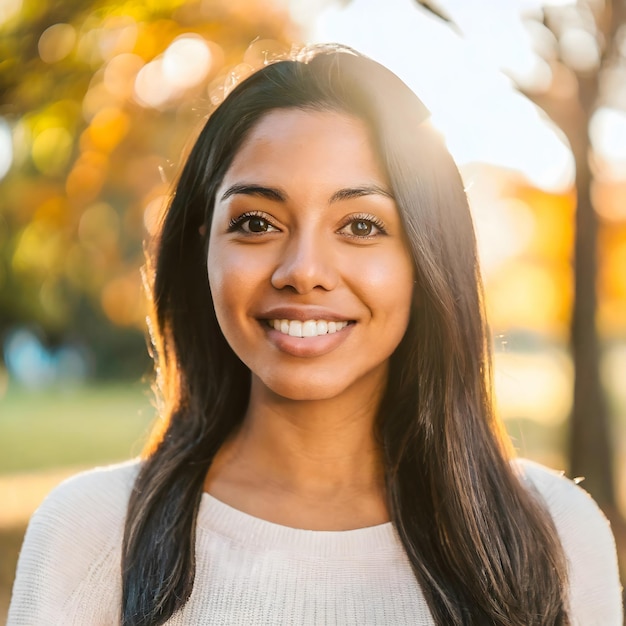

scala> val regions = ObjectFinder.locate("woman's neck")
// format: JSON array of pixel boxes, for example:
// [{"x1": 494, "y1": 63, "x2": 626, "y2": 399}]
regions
[{"x1": 204, "y1": 377, "x2": 389, "y2": 530}]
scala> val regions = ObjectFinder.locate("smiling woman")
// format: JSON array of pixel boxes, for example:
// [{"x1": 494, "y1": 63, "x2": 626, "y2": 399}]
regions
[
  {"x1": 7, "y1": 45, "x2": 623, "y2": 626},
  {"x1": 208, "y1": 109, "x2": 413, "y2": 400}
]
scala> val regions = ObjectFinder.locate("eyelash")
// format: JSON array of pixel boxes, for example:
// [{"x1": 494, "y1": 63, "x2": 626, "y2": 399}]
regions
[{"x1": 227, "y1": 211, "x2": 388, "y2": 238}]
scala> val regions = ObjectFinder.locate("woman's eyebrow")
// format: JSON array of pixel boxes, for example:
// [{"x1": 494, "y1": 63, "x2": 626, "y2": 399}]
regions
[
  {"x1": 219, "y1": 183, "x2": 393, "y2": 204},
  {"x1": 220, "y1": 184, "x2": 286, "y2": 202},
  {"x1": 329, "y1": 184, "x2": 394, "y2": 203}
]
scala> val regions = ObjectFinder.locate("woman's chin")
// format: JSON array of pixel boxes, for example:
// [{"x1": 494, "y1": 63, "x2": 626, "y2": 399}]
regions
[
  {"x1": 261, "y1": 379, "x2": 349, "y2": 403},
  {"x1": 251, "y1": 365, "x2": 387, "y2": 404}
]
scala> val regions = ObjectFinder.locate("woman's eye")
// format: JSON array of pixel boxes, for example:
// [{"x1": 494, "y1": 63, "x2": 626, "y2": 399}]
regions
[
  {"x1": 245, "y1": 216, "x2": 273, "y2": 233},
  {"x1": 338, "y1": 217, "x2": 386, "y2": 238},
  {"x1": 229, "y1": 214, "x2": 279, "y2": 234},
  {"x1": 350, "y1": 220, "x2": 374, "y2": 236}
]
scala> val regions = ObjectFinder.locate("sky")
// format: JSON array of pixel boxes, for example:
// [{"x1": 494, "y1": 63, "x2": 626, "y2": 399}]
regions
[{"x1": 290, "y1": 0, "x2": 576, "y2": 192}]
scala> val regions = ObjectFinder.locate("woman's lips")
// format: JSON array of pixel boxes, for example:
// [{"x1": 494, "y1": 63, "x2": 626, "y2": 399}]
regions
[
  {"x1": 261, "y1": 318, "x2": 355, "y2": 358},
  {"x1": 268, "y1": 319, "x2": 351, "y2": 338}
]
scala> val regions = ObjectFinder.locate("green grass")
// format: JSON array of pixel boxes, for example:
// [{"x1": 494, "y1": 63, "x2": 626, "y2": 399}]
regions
[
  {"x1": 0, "y1": 382, "x2": 156, "y2": 474},
  {"x1": 0, "y1": 382, "x2": 157, "y2": 622}
]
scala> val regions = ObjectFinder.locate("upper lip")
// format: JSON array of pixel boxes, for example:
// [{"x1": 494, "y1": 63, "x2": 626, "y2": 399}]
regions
[{"x1": 256, "y1": 306, "x2": 355, "y2": 322}]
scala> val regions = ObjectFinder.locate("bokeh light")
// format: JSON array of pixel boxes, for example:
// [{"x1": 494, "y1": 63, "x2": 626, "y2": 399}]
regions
[
  {"x1": 134, "y1": 34, "x2": 218, "y2": 108},
  {"x1": 0, "y1": 0, "x2": 21, "y2": 26},
  {"x1": 103, "y1": 53, "x2": 145, "y2": 101},
  {"x1": 0, "y1": 117, "x2": 12, "y2": 179},
  {"x1": 163, "y1": 35, "x2": 212, "y2": 89},
  {"x1": 31, "y1": 127, "x2": 73, "y2": 176},
  {"x1": 559, "y1": 27, "x2": 600, "y2": 73},
  {"x1": 38, "y1": 23, "x2": 77, "y2": 64},
  {"x1": 590, "y1": 107, "x2": 626, "y2": 167}
]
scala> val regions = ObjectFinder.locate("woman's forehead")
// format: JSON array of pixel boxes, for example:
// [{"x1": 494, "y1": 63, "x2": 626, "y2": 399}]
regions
[{"x1": 220, "y1": 108, "x2": 390, "y2": 193}]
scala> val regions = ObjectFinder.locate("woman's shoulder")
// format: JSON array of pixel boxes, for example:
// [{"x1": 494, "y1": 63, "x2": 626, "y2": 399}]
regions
[
  {"x1": 512, "y1": 457, "x2": 615, "y2": 553},
  {"x1": 513, "y1": 458, "x2": 611, "y2": 527},
  {"x1": 513, "y1": 458, "x2": 623, "y2": 624},
  {"x1": 19, "y1": 458, "x2": 141, "y2": 563},
  {"x1": 19, "y1": 459, "x2": 140, "y2": 552},
  {"x1": 33, "y1": 458, "x2": 141, "y2": 522},
  {"x1": 7, "y1": 460, "x2": 141, "y2": 625}
]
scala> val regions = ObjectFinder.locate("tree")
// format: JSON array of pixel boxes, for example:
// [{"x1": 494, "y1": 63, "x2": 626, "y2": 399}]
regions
[
  {"x1": 0, "y1": 0, "x2": 296, "y2": 377},
  {"x1": 412, "y1": 0, "x2": 626, "y2": 585},
  {"x1": 523, "y1": 0, "x2": 625, "y2": 512}
]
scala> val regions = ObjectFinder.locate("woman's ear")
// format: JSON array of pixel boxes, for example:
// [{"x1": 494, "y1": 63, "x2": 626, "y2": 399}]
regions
[{"x1": 199, "y1": 224, "x2": 207, "y2": 237}]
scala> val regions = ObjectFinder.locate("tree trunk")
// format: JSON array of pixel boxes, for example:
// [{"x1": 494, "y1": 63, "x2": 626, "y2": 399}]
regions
[
  {"x1": 568, "y1": 73, "x2": 615, "y2": 508},
  {"x1": 524, "y1": 71, "x2": 615, "y2": 508}
]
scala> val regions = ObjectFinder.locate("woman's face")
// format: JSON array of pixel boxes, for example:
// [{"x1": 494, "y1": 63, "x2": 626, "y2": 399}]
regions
[{"x1": 208, "y1": 108, "x2": 414, "y2": 402}]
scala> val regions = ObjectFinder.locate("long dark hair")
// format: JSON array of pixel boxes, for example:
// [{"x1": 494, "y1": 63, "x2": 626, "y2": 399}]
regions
[{"x1": 122, "y1": 45, "x2": 569, "y2": 625}]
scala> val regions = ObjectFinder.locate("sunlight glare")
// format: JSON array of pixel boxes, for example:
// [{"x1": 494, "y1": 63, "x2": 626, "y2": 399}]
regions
[{"x1": 310, "y1": 0, "x2": 575, "y2": 192}]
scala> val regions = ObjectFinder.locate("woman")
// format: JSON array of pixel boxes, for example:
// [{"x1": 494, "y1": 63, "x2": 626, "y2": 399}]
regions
[{"x1": 8, "y1": 45, "x2": 623, "y2": 625}]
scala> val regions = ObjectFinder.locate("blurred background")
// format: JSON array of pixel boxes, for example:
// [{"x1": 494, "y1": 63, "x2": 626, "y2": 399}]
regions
[{"x1": 0, "y1": 0, "x2": 625, "y2": 619}]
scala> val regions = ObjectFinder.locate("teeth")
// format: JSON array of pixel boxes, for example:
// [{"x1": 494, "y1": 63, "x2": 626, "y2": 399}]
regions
[
  {"x1": 268, "y1": 319, "x2": 350, "y2": 338},
  {"x1": 302, "y1": 320, "x2": 316, "y2": 337}
]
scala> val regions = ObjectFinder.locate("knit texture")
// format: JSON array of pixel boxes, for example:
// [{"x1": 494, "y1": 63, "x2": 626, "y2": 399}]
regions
[{"x1": 7, "y1": 459, "x2": 624, "y2": 625}]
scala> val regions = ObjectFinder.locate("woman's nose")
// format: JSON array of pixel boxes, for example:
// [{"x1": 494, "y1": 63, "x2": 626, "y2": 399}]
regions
[{"x1": 270, "y1": 233, "x2": 338, "y2": 294}]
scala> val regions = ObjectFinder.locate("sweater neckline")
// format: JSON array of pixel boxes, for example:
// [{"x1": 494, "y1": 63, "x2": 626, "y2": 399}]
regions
[{"x1": 197, "y1": 493, "x2": 400, "y2": 557}]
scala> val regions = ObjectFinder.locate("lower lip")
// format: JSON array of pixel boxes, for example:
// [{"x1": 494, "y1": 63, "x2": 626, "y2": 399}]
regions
[{"x1": 262, "y1": 322, "x2": 355, "y2": 358}]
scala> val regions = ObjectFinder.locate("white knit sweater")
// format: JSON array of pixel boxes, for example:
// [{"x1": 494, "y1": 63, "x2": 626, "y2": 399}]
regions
[{"x1": 7, "y1": 459, "x2": 624, "y2": 625}]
